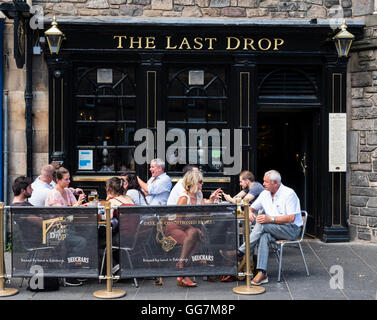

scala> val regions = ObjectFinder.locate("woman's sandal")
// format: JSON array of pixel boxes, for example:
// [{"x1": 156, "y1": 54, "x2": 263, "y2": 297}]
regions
[
  {"x1": 177, "y1": 277, "x2": 197, "y2": 287},
  {"x1": 220, "y1": 275, "x2": 237, "y2": 282}
]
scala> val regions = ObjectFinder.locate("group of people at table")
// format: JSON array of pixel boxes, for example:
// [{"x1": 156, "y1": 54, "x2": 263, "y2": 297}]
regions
[{"x1": 11, "y1": 158, "x2": 303, "y2": 288}]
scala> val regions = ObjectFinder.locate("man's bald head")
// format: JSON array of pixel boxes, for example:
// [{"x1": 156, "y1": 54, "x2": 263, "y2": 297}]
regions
[{"x1": 40, "y1": 165, "x2": 56, "y2": 183}]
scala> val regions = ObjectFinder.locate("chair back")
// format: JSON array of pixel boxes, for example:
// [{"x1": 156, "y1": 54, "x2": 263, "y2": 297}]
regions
[
  {"x1": 122, "y1": 215, "x2": 156, "y2": 251},
  {"x1": 298, "y1": 211, "x2": 308, "y2": 242}
]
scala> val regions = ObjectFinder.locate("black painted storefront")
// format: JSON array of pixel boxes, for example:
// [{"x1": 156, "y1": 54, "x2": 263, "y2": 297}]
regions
[{"x1": 44, "y1": 19, "x2": 363, "y2": 242}]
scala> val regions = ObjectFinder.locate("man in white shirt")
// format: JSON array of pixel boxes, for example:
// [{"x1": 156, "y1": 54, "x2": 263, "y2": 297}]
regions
[
  {"x1": 137, "y1": 158, "x2": 172, "y2": 205},
  {"x1": 220, "y1": 170, "x2": 302, "y2": 285},
  {"x1": 29, "y1": 165, "x2": 56, "y2": 206},
  {"x1": 29, "y1": 164, "x2": 84, "y2": 206}
]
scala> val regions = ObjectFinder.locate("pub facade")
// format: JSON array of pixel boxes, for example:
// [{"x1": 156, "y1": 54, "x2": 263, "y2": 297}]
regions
[{"x1": 1, "y1": 0, "x2": 376, "y2": 243}]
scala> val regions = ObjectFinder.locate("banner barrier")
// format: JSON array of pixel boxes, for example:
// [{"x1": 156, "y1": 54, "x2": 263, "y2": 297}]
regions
[
  {"x1": 11, "y1": 206, "x2": 99, "y2": 278},
  {"x1": 1, "y1": 202, "x2": 241, "y2": 299},
  {"x1": 118, "y1": 204, "x2": 238, "y2": 278},
  {"x1": 0, "y1": 203, "x2": 18, "y2": 297}
]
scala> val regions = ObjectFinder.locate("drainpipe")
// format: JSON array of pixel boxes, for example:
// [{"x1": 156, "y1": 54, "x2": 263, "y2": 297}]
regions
[
  {"x1": 3, "y1": 91, "x2": 8, "y2": 206},
  {"x1": 25, "y1": 21, "x2": 33, "y2": 178},
  {"x1": 0, "y1": 19, "x2": 3, "y2": 203}
]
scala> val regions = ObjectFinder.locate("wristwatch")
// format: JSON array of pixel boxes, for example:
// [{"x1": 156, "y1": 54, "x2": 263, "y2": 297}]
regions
[{"x1": 271, "y1": 216, "x2": 275, "y2": 223}]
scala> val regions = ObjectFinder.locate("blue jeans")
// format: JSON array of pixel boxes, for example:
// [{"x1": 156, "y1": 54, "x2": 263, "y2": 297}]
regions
[{"x1": 239, "y1": 222, "x2": 301, "y2": 272}]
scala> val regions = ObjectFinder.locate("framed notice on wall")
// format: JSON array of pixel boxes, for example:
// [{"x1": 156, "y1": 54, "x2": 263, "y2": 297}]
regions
[
  {"x1": 329, "y1": 113, "x2": 347, "y2": 172},
  {"x1": 78, "y1": 150, "x2": 93, "y2": 170}
]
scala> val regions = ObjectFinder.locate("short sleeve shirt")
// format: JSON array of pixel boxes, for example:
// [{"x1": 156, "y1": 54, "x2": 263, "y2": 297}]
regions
[
  {"x1": 242, "y1": 181, "x2": 264, "y2": 202},
  {"x1": 251, "y1": 183, "x2": 303, "y2": 227},
  {"x1": 45, "y1": 188, "x2": 77, "y2": 206},
  {"x1": 29, "y1": 176, "x2": 55, "y2": 206}
]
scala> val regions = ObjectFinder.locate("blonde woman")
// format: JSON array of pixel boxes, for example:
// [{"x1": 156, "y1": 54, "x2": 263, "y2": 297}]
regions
[{"x1": 165, "y1": 170, "x2": 206, "y2": 287}]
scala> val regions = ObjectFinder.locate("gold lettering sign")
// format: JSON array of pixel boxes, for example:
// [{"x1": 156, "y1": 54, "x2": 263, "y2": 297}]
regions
[{"x1": 113, "y1": 35, "x2": 285, "y2": 51}]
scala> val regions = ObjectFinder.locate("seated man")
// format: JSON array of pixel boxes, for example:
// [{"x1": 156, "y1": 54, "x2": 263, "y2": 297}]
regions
[
  {"x1": 29, "y1": 165, "x2": 56, "y2": 206},
  {"x1": 137, "y1": 158, "x2": 172, "y2": 205},
  {"x1": 221, "y1": 170, "x2": 302, "y2": 285},
  {"x1": 223, "y1": 170, "x2": 264, "y2": 204},
  {"x1": 29, "y1": 164, "x2": 83, "y2": 206}
]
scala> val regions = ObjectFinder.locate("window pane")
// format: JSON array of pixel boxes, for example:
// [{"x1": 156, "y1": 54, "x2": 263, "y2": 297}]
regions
[{"x1": 74, "y1": 66, "x2": 136, "y2": 173}]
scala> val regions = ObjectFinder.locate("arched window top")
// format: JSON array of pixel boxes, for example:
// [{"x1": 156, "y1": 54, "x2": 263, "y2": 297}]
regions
[{"x1": 257, "y1": 67, "x2": 320, "y2": 105}]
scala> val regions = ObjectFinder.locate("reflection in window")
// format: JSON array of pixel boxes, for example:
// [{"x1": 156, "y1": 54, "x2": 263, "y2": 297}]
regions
[
  {"x1": 167, "y1": 68, "x2": 227, "y2": 123},
  {"x1": 166, "y1": 67, "x2": 228, "y2": 174},
  {"x1": 74, "y1": 66, "x2": 136, "y2": 173}
]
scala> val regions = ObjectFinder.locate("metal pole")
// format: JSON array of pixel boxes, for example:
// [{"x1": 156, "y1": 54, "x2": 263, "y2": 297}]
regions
[
  {"x1": 93, "y1": 202, "x2": 125, "y2": 299},
  {"x1": 233, "y1": 201, "x2": 265, "y2": 295},
  {"x1": 0, "y1": 202, "x2": 18, "y2": 296},
  {"x1": 105, "y1": 201, "x2": 112, "y2": 293}
]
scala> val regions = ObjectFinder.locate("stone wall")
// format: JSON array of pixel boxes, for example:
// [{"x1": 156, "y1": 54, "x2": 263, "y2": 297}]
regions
[
  {"x1": 32, "y1": 0, "x2": 361, "y2": 19},
  {"x1": 2, "y1": 23, "x2": 49, "y2": 204},
  {"x1": 348, "y1": 14, "x2": 377, "y2": 243}
]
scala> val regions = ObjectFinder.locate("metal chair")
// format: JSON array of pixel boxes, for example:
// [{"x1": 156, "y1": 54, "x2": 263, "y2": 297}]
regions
[
  {"x1": 12, "y1": 220, "x2": 55, "y2": 288},
  {"x1": 271, "y1": 210, "x2": 310, "y2": 282},
  {"x1": 100, "y1": 216, "x2": 156, "y2": 287}
]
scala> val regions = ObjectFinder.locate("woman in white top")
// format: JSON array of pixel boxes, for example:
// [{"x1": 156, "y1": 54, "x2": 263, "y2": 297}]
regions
[
  {"x1": 165, "y1": 170, "x2": 206, "y2": 287},
  {"x1": 121, "y1": 173, "x2": 148, "y2": 206}
]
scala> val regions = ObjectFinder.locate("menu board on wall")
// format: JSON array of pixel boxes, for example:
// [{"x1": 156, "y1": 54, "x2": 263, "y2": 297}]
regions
[
  {"x1": 329, "y1": 113, "x2": 347, "y2": 172},
  {"x1": 78, "y1": 150, "x2": 93, "y2": 170}
]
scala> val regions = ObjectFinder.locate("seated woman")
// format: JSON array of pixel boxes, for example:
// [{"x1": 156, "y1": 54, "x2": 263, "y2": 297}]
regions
[
  {"x1": 102, "y1": 177, "x2": 135, "y2": 269},
  {"x1": 105, "y1": 177, "x2": 135, "y2": 231},
  {"x1": 121, "y1": 173, "x2": 148, "y2": 206},
  {"x1": 45, "y1": 167, "x2": 85, "y2": 207},
  {"x1": 165, "y1": 170, "x2": 206, "y2": 287},
  {"x1": 44, "y1": 167, "x2": 87, "y2": 287}
]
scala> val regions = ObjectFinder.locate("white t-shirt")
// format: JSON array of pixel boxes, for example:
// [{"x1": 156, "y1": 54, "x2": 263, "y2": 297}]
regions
[
  {"x1": 29, "y1": 176, "x2": 55, "y2": 206},
  {"x1": 251, "y1": 183, "x2": 303, "y2": 227},
  {"x1": 167, "y1": 179, "x2": 185, "y2": 205}
]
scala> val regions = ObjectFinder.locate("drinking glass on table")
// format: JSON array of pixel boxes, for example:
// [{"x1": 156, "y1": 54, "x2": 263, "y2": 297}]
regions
[{"x1": 88, "y1": 190, "x2": 98, "y2": 206}]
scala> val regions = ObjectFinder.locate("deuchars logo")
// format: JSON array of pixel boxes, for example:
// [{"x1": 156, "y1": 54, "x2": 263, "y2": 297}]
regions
[{"x1": 133, "y1": 121, "x2": 242, "y2": 175}]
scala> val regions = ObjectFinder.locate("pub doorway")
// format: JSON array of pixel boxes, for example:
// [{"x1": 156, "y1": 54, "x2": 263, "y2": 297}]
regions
[{"x1": 257, "y1": 110, "x2": 319, "y2": 237}]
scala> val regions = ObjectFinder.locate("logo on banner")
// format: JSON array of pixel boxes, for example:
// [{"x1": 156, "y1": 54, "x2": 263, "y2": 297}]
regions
[
  {"x1": 42, "y1": 216, "x2": 73, "y2": 245},
  {"x1": 191, "y1": 254, "x2": 214, "y2": 263},
  {"x1": 67, "y1": 256, "x2": 90, "y2": 265},
  {"x1": 156, "y1": 217, "x2": 177, "y2": 252}
]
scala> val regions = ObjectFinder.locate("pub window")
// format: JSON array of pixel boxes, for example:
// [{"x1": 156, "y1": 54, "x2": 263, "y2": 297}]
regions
[
  {"x1": 74, "y1": 66, "x2": 137, "y2": 174},
  {"x1": 166, "y1": 66, "x2": 229, "y2": 175}
]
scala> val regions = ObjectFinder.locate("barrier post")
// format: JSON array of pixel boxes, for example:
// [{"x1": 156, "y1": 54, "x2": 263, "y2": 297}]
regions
[
  {"x1": 233, "y1": 200, "x2": 265, "y2": 295},
  {"x1": 93, "y1": 202, "x2": 126, "y2": 299},
  {"x1": 0, "y1": 202, "x2": 18, "y2": 297}
]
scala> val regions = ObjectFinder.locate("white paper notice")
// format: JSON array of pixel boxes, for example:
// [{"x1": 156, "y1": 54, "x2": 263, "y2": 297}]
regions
[
  {"x1": 78, "y1": 150, "x2": 93, "y2": 170},
  {"x1": 329, "y1": 113, "x2": 347, "y2": 172}
]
